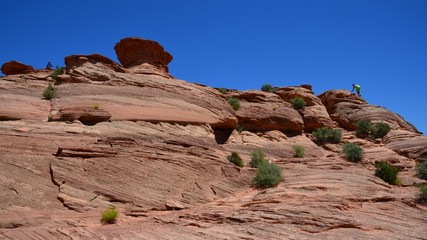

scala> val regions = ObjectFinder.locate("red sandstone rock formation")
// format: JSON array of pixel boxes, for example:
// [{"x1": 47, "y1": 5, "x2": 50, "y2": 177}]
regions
[
  {"x1": 114, "y1": 37, "x2": 173, "y2": 78},
  {"x1": 1, "y1": 60, "x2": 35, "y2": 75},
  {"x1": 0, "y1": 38, "x2": 426, "y2": 239}
]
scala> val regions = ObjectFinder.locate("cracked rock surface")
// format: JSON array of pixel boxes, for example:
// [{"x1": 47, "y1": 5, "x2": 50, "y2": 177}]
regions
[{"x1": 0, "y1": 38, "x2": 426, "y2": 239}]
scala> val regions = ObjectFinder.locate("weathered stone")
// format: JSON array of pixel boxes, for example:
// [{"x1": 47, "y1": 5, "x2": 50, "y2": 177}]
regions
[
  {"x1": 319, "y1": 90, "x2": 419, "y2": 133},
  {"x1": 51, "y1": 106, "x2": 112, "y2": 125},
  {"x1": 275, "y1": 85, "x2": 334, "y2": 132},
  {"x1": 114, "y1": 37, "x2": 173, "y2": 78},
  {"x1": 0, "y1": 39, "x2": 426, "y2": 240},
  {"x1": 1, "y1": 60, "x2": 34, "y2": 75}
]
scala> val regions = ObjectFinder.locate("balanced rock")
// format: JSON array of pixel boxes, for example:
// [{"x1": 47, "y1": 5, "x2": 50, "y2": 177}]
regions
[{"x1": 114, "y1": 37, "x2": 173, "y2": 78}]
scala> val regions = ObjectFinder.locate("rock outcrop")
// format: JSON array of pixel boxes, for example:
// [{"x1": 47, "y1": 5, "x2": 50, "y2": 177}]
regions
[
  {"x1": 275, "y1": 85, "x2": 335, "y2": 132},
  {"x1": 1, "y1": 60, "x2": 35, "y2": 75},
  {"x1": 0, "y1": 37, "x2": 426, "y2": 240},
  {"x1": 114, "y1": 37, "x2": 173, "y2": 78},
  {"x1": 319, "y1": 90, "x2": 419, "y2": 133}
]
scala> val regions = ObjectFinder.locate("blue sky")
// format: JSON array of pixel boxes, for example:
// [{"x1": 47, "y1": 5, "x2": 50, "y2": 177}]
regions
[{"x1": 1, "y1": 0, "x2": 426, "y2": 134}]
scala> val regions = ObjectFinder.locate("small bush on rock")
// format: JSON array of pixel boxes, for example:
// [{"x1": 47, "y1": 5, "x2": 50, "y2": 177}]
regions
[
  {"x1": 355, "y1": 119, "x2": 371, "y2": 137},
  {"x1": 252, "y1": 162, "x2": 283, "y2": 189},
  {"x1": 217, "y1": 88, "x2": 228, "y2": 94},
  {"x1": 42, "y1": 84, "x2": 55, "y2": 100},
  {"x1": 418, "y1": 185, "x2": 427, "y2": 203},
  {"x1": 227, "y1": 98, "x2": 240, "y2": 110},
  {"x1": 416, "y1": 161, "x2": 427, "y2": 180},
  {"x1": 249, "y1": 148, "x2": 268, "y2": 168},
  {"x1": 293, "y1": 145, "x2": 304, "y2": 158},
  {"x1": 52, "y1": 67, "x2": 64, "y2": 79},
  {"x1": 371, "y1": 122, "x2": 391, "y2": 139},
  {"x1": 355, "y1": 119, "x2": 391, "y2": 139},
  {"x1": 227, "y1": 152, "x2": 244, "y2": 168},
  {"x1": 375, "y1": 161, "x2": 399, "y2": 185},
  {"x1": 291, "y1": 98, "x2": 306, "y2": 110},
  {"x1": 342, "y1": 143, "x2": 363, "y2": 162},
  {"x1": 261, "y1": 84, "x2": 274, "y2": 92},
  {"x1": 312, "y1": 127, "x2": 342, "y2": 145},
  {"x1": 101, "y1": 206, "x2": 118, "y2": 224}
]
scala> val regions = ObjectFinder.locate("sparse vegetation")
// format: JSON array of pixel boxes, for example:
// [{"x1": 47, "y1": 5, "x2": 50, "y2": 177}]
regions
[
  {"x1": 416, "y1": 161, "x2": 427, "y2": 180},
  {"x1": 217, "y1": 88, "x2": 228, "y2": 94},
  {"x1": 261, "y1": 84, "x2": 274, "y2": 92},
  {"x1": 418, "y1": 185, "x2": 427, "y2": 203},
  {"x1": 47, "y1": 115, "x2": 53, "y2": 122},
  {"x1": 249, "y1": 148, "x2": 268, "y2": 168},
  {"x1": 375, "y1": 161, "x2": 399, "y2": 185},
  {"x1": 52, "y1": 67, "x2": 64, "y2": 79},
  {"x1": 227, "y1": 152, "x2": 244, "y2": 168},
  {"x1": 252, "y1": 162, "x2": 283, "y2": 188},
  {"x1": 93, "y1": 103, "x2": 100, "y2": 110},
  {"x1": 291, "y1": 97, "x2": 306, "y2": 110},
  {"x1": 293, "y1": 145, "x2": 304, "y2": 158},
  {"x1": 355, "y1": 119, "x2": 371, "y2": 137},
  {"x1": 342, "y1": 143, "x2": 363, "y2": 162},
  {"x1": 101, "y1": 206, "x2": 118, "y2": 224},
  {"x1": 227, "y1": 98, "x2": 240, "y2": 110},
  {"x1": 272, "y1": 105, "x2": 278, "y2": 111},
  {"x1": 237, "y1": 126, "x2": 245, "y2": 134},
  {"x1": 42, "y1": 83, "x2": 55, "y2": 100},
  {"x1": 371, "y1": 122, "x2": 391, "y2": 139},
  {"x1": 312, "y1": 127, "x2": 342, "y2": 145},
  {"x1": 355, "y1": 119, "x2": 391, "y2": 139}
]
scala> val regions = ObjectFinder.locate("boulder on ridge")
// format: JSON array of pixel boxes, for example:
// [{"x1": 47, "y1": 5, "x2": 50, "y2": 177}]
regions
[
  {"x1": 114, "y1": 37, "x2": 173, "y2": 78},
  {"x1": 1, "y1": 61, "x2": 34, "y2": 75}
]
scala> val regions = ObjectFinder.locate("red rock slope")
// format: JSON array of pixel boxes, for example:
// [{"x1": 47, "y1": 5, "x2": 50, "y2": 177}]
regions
[{"x1": 0, "y1": 37, "x2": 426, "y2": 240}]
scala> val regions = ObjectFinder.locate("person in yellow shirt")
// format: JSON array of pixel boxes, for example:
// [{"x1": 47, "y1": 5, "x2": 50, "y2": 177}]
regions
[{"x1": 352, "y1": 84, "x2": 361, "y2": 96}]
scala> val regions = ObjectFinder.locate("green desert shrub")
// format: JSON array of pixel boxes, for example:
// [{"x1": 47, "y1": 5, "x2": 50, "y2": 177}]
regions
[
  {"x1": 290, "y1": 97, "x2": 306, "y2": 110},
  {"x1": 312, "y1": 127, "x2": 342, "y2": 145},
  {"x1": 419, "y1": 185, "x2": 427, "y2": 203},
  {"x1": 375, "y1": 161, "x2": 399, "y2": 185},
  {"x1": 252, "y1": 162, "x2": 283, "y2": 188},
  {"x1": 52, "y1": 67, "x2": 64, "y2": 79},
  {"x1": 42, "y1": 83, "x2": 55, "y2": 100},
  {"x1": 227, "y1": 98, "x2": 240, "y2": 110},
  {"x1": 371, "y1": 122, "x2": 391, "y2": 139},
  {"x1": 101, "y1": 206, "x2": 118, "y2": 224},
  {"x1": 342, "y1": 143, "x2": 363, "y2": 162},
  {"x1": 249, "y1": 148, "x2": 268, "y2": 168},
  {"x1": 416, "y1": 161, "x2": 427, "y2": 180},
  {"x1": 355, "y1": 119, "x2": 372, "y2": 137},
  {"x1": 217, "y1": 88, "x2": 228, "y2": 94},
  {"x1": 227, "y1": 152, "x2": 244, "y2": 168},
  {"x1": 237, "y1": 126, "x2": 245, "y2": 134},
  {"x1": 355, "y1": 120, "x2": 391, "y2": 139},
  {"x1": 261, "y1": 83, "x2": 274, "y2": 92},
  {"x1": 293, "y1": 145, "x2": 305, "y2": 158}
]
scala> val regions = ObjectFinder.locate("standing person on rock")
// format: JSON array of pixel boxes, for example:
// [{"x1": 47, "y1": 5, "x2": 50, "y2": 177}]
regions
[{"x1": 351, "y1": 83, "x2": 361, "y2": 96}]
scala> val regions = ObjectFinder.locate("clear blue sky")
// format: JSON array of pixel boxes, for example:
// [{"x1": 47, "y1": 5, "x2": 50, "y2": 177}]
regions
[{"x1": 1, "y1": 0, "x2": 426, "y2": 134}]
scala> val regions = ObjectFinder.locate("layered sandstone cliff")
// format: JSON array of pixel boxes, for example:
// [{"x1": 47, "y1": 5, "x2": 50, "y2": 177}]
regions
[{"x1": 0, "y1": 37, "x2": 426, "y2": 240}]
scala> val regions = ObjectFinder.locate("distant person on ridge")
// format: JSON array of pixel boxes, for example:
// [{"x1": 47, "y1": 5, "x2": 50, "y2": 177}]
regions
[
  {"x1": 351, "y1": 83, "x2": 361, "y2": 96},
  {"x1": 46, "y1": 61, "x2": 53, "y2": 70}
]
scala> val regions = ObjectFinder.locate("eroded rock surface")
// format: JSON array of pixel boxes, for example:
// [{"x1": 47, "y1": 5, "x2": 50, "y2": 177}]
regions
[
  {"x1": 0, "y1": 38, "x2": 426, "y2": 240},
  {"x1": 114, "y1": 37, "x2": 173, "y2": 78},
  {"x1": 276, "y1": 85, "x2": 335, "y2": 132},
  {"x1": 1, "y1": 60, "x2": 34, "y2": 75},
  {"x1": 319, "y1": 90, "x2": 418, "y2": 133}
]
